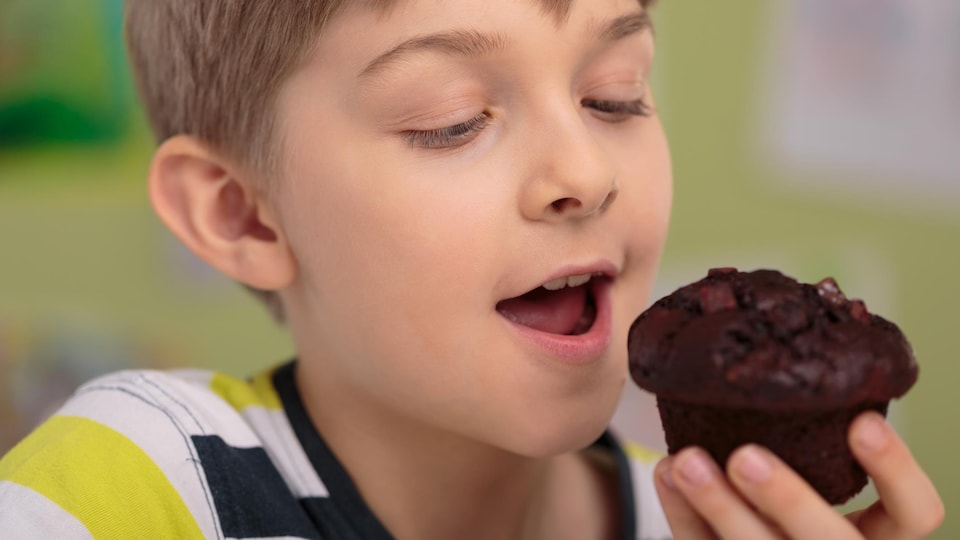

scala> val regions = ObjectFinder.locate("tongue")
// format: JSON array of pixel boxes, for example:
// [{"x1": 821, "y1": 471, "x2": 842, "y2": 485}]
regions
[{"x1": 496, "y1": 286, "x2": 587, "y2": 335}]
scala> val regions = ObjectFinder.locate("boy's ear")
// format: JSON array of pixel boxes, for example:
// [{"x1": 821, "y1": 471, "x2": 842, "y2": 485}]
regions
[{"x1": 148, "y1": 135, "x2": 296, "y2": 291}]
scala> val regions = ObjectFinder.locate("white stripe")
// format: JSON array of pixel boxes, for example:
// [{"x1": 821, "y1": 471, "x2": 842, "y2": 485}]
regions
[
  {"x1": 62, "y1": 370, "x2": 226, "y2": 538},
  {"x1": 241, "y1": 407, "x2": 329, "y2": 498},
  {"x1": 170, "y1": 368, "x2": 219, "y2": 387},
  {"x1": 629, "y1": 458, "x2": 672, "y2": 539},
  {"x1": 62, "y1": 369, "x2": 331, "y2": 534},
  {"x1": 143, "y1": 369, "x2": 265, "y2": 448},
  {"x1": 78, "y1": 370, "x2": 265, "y2": 447},
  {"x1": 227, "y1": 536, "x2": 314, "y2": 540},
  {"x1": 0, "y1": 481, "x2": 94, "y2": 539},
  {"x1": 226, "y1": 537, "x2": 313, "y2": 540},
  {"x1": 169, "y1": 369, "x2": 330, "y2": 498}
]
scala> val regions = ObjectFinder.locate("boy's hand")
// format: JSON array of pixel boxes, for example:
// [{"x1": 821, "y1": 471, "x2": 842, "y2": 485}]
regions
[{"x1": 653, "y1": 412, "x2": 944, "y2": 539}]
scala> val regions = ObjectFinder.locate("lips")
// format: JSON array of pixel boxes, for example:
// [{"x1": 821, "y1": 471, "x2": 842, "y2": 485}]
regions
[
  {"x1": 496, "y1": 260, "x2": 619, "y2": 338},
  {"x1": 495, "y1": 264, "x2": 616, "y2": 362}
]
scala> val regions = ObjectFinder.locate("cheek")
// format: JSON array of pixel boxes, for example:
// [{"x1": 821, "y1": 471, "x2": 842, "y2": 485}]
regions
[
  {"x1": 618, "y1": 123, "x2": 672, "y2": 251},
  {"x1": 280, "y1": 148, "x2": 532, "y2": 434},
  {"x1": 282, "y1": 140, "x2": 512, "y2": 358},
  {"x1": 612, "y1": 123, "x2": 673, "y2": 315}
]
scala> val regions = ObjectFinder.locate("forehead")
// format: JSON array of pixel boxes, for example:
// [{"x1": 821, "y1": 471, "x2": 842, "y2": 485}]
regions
[
  {"x1": 283, "y1": 0, "x2": 655, "y2": 106},
  {"x1": 293, "y1": 0, "x2": 649, "y2": 99},
  {"x1": 321, "y1": 0, "x2": 652, "y2": 58}
]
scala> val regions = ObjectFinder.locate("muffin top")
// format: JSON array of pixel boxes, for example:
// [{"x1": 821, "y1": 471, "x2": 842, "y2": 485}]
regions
[{"x1": 628, "y1": 268, "x2": 917, "y2": 410}]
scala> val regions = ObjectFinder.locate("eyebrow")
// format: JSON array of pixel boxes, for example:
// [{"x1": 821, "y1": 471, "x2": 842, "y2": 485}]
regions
[
  {"x1": 597, "y1": 10, "x2": 653, "y2": 42},
  {"x1": 358, "y1": 10, "x2": 653, "y2": 80},
  {"x1": 359, "y1": 30, "x2": 508, "y2": 80}
]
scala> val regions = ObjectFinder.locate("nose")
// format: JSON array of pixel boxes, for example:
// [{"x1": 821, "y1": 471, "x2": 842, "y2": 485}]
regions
[{"x1": 519, "y1": 108, "x2": 618, "y2": 222}]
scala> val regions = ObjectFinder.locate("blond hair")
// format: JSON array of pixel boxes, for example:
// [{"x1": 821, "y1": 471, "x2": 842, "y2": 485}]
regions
[{"x1": 125, "y1": 0, "x2": 653, "y2": 321}]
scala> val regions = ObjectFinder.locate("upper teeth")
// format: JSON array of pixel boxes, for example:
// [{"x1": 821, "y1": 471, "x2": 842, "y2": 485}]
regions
[{"x1": 542, "y1": 273, "x2": 593, "y2": 291}]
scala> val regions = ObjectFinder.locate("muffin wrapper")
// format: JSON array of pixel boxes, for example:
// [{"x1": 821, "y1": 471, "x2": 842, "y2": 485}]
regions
[{"x1": 657, "y1": 397, "x2": 888, "y2": 505}]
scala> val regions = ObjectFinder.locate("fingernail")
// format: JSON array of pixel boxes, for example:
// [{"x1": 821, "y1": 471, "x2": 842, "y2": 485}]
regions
[
  {"x1": 856, "y1": 415, "x2": 888, "y2": 452},
  {"x1": 734, "y1": 445, "x2": 772, "y2": 483},
  {"x1": 678, "y1": 451, "x2": 713, "y2": 486}
]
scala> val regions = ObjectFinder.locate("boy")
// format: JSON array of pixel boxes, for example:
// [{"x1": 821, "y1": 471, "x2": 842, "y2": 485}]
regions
[{"x1": 0, "y1": 0, "x2": 943, "y2": 538}]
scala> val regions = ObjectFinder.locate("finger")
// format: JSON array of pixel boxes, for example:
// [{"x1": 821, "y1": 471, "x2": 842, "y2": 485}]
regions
[
  {"x1": 848, "y1": 412, "x2": 945, "y2": 538},
  {"x1": 669, "y1": 447, "x2": 783, "y2": 539},
  {"x1": 726, "y1": 444, "x2": 860, "y2": 540},
  {"x1": 654, "y1": 457, "x2": 719, "y2": 540}
]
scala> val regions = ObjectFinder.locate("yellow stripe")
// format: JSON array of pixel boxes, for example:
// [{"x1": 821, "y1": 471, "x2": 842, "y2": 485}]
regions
[
  {"x1": 0, "y1": 415, "x2": 204, "y2": 539},
  {"x1": 210, "y1": 369, "x2": 282, "y2": 411},
  {"x1": 623, "y1": 440, "x2": 665, "y2": 465}
]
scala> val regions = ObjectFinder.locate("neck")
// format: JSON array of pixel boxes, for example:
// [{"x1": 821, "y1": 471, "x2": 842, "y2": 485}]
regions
[{"x1": 295, "y1": 358, "x2": 617, "y2": 540}]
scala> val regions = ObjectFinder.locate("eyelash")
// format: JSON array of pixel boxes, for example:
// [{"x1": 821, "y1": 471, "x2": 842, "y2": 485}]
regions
[
  {"x1": 404, "y1": 113, "x2": 491, "y2": 149},
  {"x1": 582, "y1": 98, "x2": 653, "y2": 121},
  {"x1": 404, "y1": 98, "x2": 653, "y2": 150}
]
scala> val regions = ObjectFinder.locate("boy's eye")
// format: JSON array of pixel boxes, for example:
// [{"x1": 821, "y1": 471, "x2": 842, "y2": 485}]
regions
[
  {"x1": 404, "y1": 112, "x2": 491, "y2": 149},
  {"x1": 582, "y1": 98, "x2": 653, "y2": 122}
]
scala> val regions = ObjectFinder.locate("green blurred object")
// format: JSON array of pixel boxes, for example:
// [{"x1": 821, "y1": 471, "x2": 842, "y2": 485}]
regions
[{"x1": 0, "y1": 0, "x2": 130, "y2": 149}]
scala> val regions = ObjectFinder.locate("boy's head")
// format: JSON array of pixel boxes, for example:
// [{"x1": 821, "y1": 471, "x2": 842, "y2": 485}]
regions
[
  {"x1": 130, "y1": 0, "x2": 671, "y2": 457},
  {"x1": 125, "y1": 0, "x2": 657, "y2": 320}
]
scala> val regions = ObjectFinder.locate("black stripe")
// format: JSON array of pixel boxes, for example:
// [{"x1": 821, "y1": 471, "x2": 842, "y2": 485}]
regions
[
  {"x1": 275, "y1": 361, "x2": 642, "y2": 540},
  {"x1": 192, "y1": 434, "x2": 320, "y2": 539},
  {"x1": 593, "y1": 430, "x2": 639, "y2": 540},
  {"x1": 274, "y1": 361, "x2": 395, "y2": 540}
]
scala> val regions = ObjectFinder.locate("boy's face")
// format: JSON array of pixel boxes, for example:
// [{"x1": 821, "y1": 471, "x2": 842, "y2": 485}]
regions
[{"x1": 274, "y1": 0, "x2": 671, "y2": 456}]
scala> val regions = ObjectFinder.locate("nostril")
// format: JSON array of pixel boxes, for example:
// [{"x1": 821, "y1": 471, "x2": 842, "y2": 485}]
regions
[
  {"x1": 550, "y1": 189, "x2": 617, "y2": 216},
  {"x1": 551, "y1": 197, "x2": 581, "y2": 212}
]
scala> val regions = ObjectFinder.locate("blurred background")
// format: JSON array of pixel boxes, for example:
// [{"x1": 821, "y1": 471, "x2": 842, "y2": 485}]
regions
[{"x1": 1, "y1": 0, "x2": 957, "y2": 536}]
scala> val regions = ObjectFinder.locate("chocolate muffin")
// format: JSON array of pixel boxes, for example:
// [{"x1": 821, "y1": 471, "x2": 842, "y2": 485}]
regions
[{"x1": 628, "y1": 268, "x2": 917, "y2": 504}]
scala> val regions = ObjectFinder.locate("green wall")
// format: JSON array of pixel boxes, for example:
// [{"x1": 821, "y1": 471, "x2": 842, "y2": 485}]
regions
[{"x1": 653, "y1": 3, "x2": 959, "y2": 536}]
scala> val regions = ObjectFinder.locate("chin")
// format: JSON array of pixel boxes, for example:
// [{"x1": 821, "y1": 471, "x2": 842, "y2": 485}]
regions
[
  {"x1": 512, "y1": 424, "x2": 610, "y2": 459},
  {"x1": 497, "y1": 399, "x2": 619, "y2": 458}
]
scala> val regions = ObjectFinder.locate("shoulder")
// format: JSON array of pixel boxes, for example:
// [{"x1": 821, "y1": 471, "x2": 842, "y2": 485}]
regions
[{"x1": 0, "y1": 368, "x2": 268, "y2": 538}]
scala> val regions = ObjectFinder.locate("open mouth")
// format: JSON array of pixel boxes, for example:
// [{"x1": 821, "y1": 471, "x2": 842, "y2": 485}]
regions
[{"x1": 495, "y1": 273, "x2": 603, "y2": 336}]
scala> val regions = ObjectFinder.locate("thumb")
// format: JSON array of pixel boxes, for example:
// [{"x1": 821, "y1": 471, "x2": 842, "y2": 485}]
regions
[{"x1": 654, "y1": 456, "x2": 720, "y2": 540}]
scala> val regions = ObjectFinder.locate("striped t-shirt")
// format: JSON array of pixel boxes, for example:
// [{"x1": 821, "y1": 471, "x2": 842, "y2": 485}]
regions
[{"x1": 0, "y1": 361, "x2": 672, "y2": 539}]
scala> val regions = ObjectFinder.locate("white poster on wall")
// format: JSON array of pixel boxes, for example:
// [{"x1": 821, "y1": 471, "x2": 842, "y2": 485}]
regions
[{"x1": 758, "y1": 0, "x2": 960, "y2": 206}]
